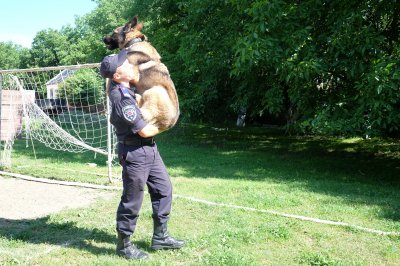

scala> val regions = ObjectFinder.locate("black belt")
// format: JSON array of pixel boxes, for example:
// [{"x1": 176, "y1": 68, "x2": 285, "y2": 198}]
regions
[{"x1": 120, "y1": 137, "x2": 155, "y2": 146}]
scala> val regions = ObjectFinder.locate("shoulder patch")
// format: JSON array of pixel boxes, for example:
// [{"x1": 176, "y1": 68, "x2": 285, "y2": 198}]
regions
[
  {"x1": 120, "y1": 87, "x2": 133, "y2": 99},
  {"x1": 122, "y1": 105, "x2": 137, "y2": 122}
]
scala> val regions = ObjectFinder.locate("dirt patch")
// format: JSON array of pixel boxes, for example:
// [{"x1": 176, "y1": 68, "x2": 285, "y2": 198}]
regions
[{"x1": 0, "y1": 176, "x2": 117, "y2": 220}]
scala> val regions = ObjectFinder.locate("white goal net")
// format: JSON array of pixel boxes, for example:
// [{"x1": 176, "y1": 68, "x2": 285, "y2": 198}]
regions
[{"x1": 0, "y1": 64, "x2": 116, "y2": 181}]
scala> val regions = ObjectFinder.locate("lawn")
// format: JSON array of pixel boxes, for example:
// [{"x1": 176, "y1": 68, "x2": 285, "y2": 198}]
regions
[{"x1": 1, "y1": 123, "x2": 399, "y2": 265}]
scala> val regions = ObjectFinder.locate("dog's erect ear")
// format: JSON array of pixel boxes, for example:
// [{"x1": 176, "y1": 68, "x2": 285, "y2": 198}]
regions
[
  {"x1": 123, "y1": 16, "x2": 139, "y2": 33},
  {"x1": 131, "y1": 16, "x2": 138, "y2": 26}
]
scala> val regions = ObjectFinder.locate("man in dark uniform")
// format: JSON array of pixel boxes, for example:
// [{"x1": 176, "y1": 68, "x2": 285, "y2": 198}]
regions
[{"x1": 100, "y1": 49, "x2": 185, "y2": 260}]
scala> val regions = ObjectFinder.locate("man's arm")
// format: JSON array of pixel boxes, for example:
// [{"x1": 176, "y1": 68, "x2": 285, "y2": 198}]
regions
[{"x1": 138, "y1": 124, "x2": 159, "y2": 138}]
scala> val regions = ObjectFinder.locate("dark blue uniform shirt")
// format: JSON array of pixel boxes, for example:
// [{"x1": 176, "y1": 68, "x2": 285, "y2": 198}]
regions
[{"x1": 108, "y1": 81, "x2": 147, "y2": 141}]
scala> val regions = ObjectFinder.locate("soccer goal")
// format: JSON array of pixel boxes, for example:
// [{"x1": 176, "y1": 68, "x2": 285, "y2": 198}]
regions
[{"x1": 0, "y1": 64, "x2": 116, "y2": 182}]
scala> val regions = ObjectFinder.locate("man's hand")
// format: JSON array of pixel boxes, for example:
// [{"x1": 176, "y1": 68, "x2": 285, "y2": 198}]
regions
[{"x1": 138, "y1": 124, "x2": 159, "y2": 138}]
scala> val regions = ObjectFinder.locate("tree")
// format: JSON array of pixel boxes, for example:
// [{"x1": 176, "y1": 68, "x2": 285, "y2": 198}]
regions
[
  {"x1": 84, "y1": 0, "x2": 399, "y2": 136},
  {"x1": 7, "y1": 0, "x2": 398, "y2": 136},
  {"x1": 0, "y1": 42, "x2": 23, "y2": 69},
  {"x1": 59, "y1": 68, "x2": 104, "y2": 107},
  {"x1": 122, "y1": 0, "x2": 245, "y2": 122},
  {"x1": 230, "y1": 0, "x2": 399, "y2": 136},
  {"x1": 30, "y1": 29, "x2": 69, "y2": 67}
]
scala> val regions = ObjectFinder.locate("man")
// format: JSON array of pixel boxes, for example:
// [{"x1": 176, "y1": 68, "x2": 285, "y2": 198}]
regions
[{"x1": 100, "y1": 49, "x2": 185, "y2": 260}]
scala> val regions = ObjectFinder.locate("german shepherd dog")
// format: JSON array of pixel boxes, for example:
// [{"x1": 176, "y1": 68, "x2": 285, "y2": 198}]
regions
[{"x1": 103, "y1": 16, "x2": 179, "y2": 132}]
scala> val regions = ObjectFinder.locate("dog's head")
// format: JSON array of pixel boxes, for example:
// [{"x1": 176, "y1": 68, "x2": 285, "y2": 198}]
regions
[{"x1": 103, "y1": 16, "x2": 147, "y2": 50}]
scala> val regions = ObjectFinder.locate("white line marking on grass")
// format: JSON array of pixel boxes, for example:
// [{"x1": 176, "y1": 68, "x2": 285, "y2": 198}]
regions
[
  {"x1": 24, "y1": 241, "x2": 72, "y2": 263},
  {"x1": 0, "y1": 170, "x2": 121, "y2": 190},
  {"x1": 1, "y1": 170, "x2": 399, "y2": 236},
  {"x1": 0, "y1": 241, "x2": 72, "y2": 263},
  {"x1": 174, "y1": 195, "x2": 400, "y2": 236}
]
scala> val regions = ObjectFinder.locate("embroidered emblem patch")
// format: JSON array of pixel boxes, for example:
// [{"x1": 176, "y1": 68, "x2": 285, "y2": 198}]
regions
[{"x1": 122, "y1": 105, "x2": 137, "y2": 122}]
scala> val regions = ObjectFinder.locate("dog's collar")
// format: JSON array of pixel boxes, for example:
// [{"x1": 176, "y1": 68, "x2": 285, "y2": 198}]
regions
[{"x1": 125, "y1": 37, "x2": 143, "y2": 48}]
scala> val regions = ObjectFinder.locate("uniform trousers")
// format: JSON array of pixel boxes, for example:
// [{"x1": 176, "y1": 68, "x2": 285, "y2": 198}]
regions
[{"x1": 116, "y1": 142, "x2": 172, "y2": 236}]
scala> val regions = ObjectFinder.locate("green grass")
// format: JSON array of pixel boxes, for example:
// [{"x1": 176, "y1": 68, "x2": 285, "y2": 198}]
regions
[{"x1": 1, "y1": 123, "x2": 399, "y2": 265}]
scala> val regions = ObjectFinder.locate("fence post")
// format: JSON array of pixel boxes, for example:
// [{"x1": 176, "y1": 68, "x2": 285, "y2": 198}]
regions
[
  {"x1": 0, "y1": 74, "x2": 3, "y2": 154},
  {"x1": 106, "y1": 80, "x2": 113, "y2": 183}
]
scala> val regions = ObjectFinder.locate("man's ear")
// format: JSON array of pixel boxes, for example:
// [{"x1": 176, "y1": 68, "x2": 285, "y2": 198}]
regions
[{"x1": 112, "y1": 72, "x2": 119, "y2": 81}]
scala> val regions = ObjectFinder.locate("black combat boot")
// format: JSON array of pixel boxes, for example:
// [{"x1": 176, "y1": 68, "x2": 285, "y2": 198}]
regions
[
  {"x1": 151, "y1": 220, "x2": 186, "y2": 250},
  {"x1": 116, "y1": 232, "x2": 149, "y2": 260}
]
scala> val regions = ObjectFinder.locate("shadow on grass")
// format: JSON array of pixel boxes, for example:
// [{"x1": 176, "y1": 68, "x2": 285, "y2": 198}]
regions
[
  {"x1": 162, "y1": 124, "x2": 400, "y2": 184},
  {"x1": 0, "y1": 217, "x2": 117, "y2": 256},
  {"x1": 0, "y1": 217, "x2": 160, "y2": 258}
]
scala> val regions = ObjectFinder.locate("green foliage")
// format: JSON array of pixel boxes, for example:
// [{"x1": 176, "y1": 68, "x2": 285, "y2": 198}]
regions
[
  {"x1": 228, "y1": 0, "x2": 400, "y2": 136},
  {"x1": 125, "y1": 0, "x2": 399, "y2": 136},
  {"x1": 300, "y1": 252, "x2": 342, "y2": 266},
  {"x1": 0, "y1": 42, "x2": 27, "y2": 69},
  {"x1": 1, "y1": 0, "x2": 399, "y2": 137},
  {"x1": 58, "y1": 69, "x2": 104, "y2": 107},
  {"x1": 126, "y1": 0, "x2": 246, "y2": 122},
  {"x1": 30, "y1": 29, "x2": 69, "y2": 67}
]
